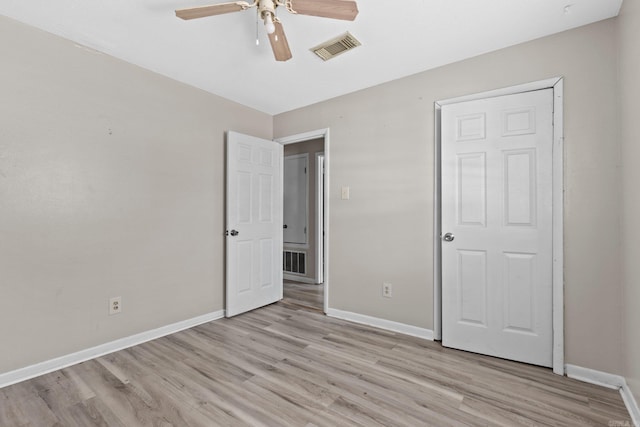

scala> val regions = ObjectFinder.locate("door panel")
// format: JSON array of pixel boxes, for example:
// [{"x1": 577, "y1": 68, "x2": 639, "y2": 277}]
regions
[
  {"x1": 457, "y1": 249, "x2": 487, "y2": 326},
  {"x1": 502, "y1": 252, "x2": 536, "y2": 333},
  {"x1": 226, "y1": 131, "x2": 283, "y2": 317},
  {"x1": 504, "y1": 149, "x2": 536, "y2": 226},
  {"x1": 258, "y1": 174, "x2": 273, "y2": 222},
  {"x1": 457, "y1": 153, "x2": 486, "y2": 226},
  {"x1": 259, "y1": 238, "x2": 274, "y2": 287},
  {"x1": 442, "y1": 89, "x2": 553, "y2": 367}
]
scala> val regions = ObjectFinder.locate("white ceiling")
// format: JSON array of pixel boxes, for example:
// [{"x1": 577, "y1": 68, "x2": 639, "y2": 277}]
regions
[{"x1": 1, "y1": 0, "x2": 623, "y2": 115}]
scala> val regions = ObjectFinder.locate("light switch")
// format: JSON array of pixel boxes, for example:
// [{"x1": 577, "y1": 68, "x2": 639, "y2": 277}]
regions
[{"x1": 341, "y1": 186, "x2": 350, "y2": 200}]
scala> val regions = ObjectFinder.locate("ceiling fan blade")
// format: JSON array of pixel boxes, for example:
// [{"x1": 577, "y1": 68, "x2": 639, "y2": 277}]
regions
[
  {"x1": 175, "y1": 1, "x2": 252, "y2": 20},
  {"x1": 268, "y1": 19, "x2": 292, "y2": 62},
  {"x1": 287, "y1": 0, "x2": 358, "y2": 21}
]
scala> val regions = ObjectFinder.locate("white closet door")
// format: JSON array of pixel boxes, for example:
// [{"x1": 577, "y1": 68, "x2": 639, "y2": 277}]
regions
[{"x1": 441, "y1": 89, "x2": 553, "y2": 367}]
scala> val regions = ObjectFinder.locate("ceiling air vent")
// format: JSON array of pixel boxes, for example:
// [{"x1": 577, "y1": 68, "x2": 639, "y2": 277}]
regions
[{"x1": 311, "y1": 32, "x2": 361, "y2": 61}]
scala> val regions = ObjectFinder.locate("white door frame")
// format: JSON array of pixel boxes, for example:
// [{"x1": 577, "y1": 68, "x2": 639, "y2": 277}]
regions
[
  {"x1": 276, "y1": 129, "x2": 330, "y2": 313},
  {"x1": 315, "y1": 152, "x2": 325, "y2": 285},
  {"x1": 433, "y1": 77, "x2": 564, "y2": 375}
]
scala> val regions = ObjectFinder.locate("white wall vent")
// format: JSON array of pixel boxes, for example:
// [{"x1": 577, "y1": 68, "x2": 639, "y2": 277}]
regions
[
  {"x1": 283, "y1": 250, "x2": 306, "y2": 275},
  {"x1": 311, "y1": 32, "x2": 361, "y2": 61}
]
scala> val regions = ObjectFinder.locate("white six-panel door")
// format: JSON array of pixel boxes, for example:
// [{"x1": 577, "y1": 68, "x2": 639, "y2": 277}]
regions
[
  {"x1": 226, "y1": 131, "x2": 283, "y2": 317},
  {"x1": 441, "y1": 89, "x2": 553, "y2": 367}
]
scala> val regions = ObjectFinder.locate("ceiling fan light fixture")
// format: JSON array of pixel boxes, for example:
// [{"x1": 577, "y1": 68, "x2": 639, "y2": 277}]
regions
[
  {"x1": 175, "y1": 0, "x2": 359, "y2": 62},
  {"x1": 263, "y1": 12, "x2": 276, "y2": 34}
]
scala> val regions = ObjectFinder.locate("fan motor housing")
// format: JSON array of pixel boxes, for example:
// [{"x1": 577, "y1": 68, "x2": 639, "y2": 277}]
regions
[{"x1": 258, "y1": 0, "x2": 276, "y2": 18}]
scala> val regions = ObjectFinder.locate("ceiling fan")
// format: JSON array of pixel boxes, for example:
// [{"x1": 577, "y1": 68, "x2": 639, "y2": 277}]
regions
[{"x1": 175, "y1": 0, "x2": 359, "y2": 62}]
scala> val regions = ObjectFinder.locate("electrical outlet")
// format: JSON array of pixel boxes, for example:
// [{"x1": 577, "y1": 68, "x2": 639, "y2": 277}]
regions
[
  {"x1": 382, "y1": 282, "x2": 392, "y2": 298},
  {"x1": 109, "y1": 296, "x2": 122, "y2": 315}
]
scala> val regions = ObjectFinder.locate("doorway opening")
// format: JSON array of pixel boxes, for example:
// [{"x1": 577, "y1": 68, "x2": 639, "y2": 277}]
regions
[{"x1": 277, "y1": 129, "x2": 329, "y2": 313}]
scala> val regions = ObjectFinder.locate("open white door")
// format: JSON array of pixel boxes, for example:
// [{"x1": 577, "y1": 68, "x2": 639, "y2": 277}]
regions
[
  {"x1": 226, "y1": 131, "x2": 283, "y2": 317},
  {"x1": 441, "y1": 89, "x2": 553, "y2": 367}
]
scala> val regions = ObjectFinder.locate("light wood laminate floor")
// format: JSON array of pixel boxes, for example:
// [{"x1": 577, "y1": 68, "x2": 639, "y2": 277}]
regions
[
  {"x1": 283, "y1": 280, "x2": 324, "y2": 312},
  {"x1": 0, "y1": 302, "x2": 632, "y2": 426}
]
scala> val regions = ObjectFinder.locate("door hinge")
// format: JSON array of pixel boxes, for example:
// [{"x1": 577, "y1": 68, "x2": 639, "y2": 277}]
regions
[
  {"x1": 304, "y1": 227, "x2": 307, "y2": 234},
  {"x1": 304, "y1": 167, "x2": 307, "y2": 174}
]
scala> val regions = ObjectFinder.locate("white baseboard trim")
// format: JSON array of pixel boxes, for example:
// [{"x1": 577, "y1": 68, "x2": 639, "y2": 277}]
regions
[
  {"x1": 283, "y1": 274, "x2": 317, "y2": 284},
  {"x1": 326, "y1": 308, "x2": 434, "y2": 340},
  {"x1": 566, "y1": 364, "x2": 640, "y2": 426},
  {"x1": 0, "y1": 310, "x2": 225, "y2": 389},
  {"x1": 621, "y1": 382, "x2": 640, "y2": 427},
  {"x1": 565, "y1": 364, "x2": 625, "y2": 389}
]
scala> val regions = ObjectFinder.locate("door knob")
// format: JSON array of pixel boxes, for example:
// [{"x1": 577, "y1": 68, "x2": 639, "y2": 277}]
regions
[
  {"x1": 442, "y1": 232, "x2": 455, "y2": 242},
  {"x1": 283, "y1": 224, "x2": 288, "y2": 229},
  {"x1": 229, "y1": 230, "x2": 239, "y2": 236}
]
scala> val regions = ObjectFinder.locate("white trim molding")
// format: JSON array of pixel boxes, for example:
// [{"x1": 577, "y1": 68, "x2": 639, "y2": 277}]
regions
[
  {"x1": 283, "y1": 273, "x2": 316, "y2": 284},
  {"x1": 434, "y1": 77, "x2": 564, "y2": 375},
  {"x1": 565, "y1": 364, "x2": 625, "y2": 389},
  {"x1": 551, "y1": 78, "x2": 565, "y2": 376},
  {"x1": 432, "y1": 105, "x2": 442, "y2": 341},
  {"x1": 621, "y1": 383, "x2": 640, "y2": 427},
  {"x1": 436, "y1": 77, "x2": 563, "y2": 106},
  {"x1": 315, "y1": 151, "x2": 325, "y2": 285},
  {"x1": 0, "y1": 310, "x2": 225, "y2": 389},
  {"x1": 326, "y1": 308, "x2": 434, "y2": 340},
  {"x1": 566, "y1": 364, "x2": 640, "y2": 426}
]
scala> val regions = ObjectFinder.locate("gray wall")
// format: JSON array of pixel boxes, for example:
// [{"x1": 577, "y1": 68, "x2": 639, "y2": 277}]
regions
[
  {"x1": 0, "y1": 16, "x2": 272, "y2": 374},
  {"x1": 283, "y1": 138, "x2": 324, "y2": 283},
  {"x1": 274, "y1": 19, "x2": 623, "y2": 374},
  {"x1": 619, "y1": 0, "x2": 640, "y2": 402},
  {"x1": 2, "y1": 9, "x2": 635, "y2": 386}
]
